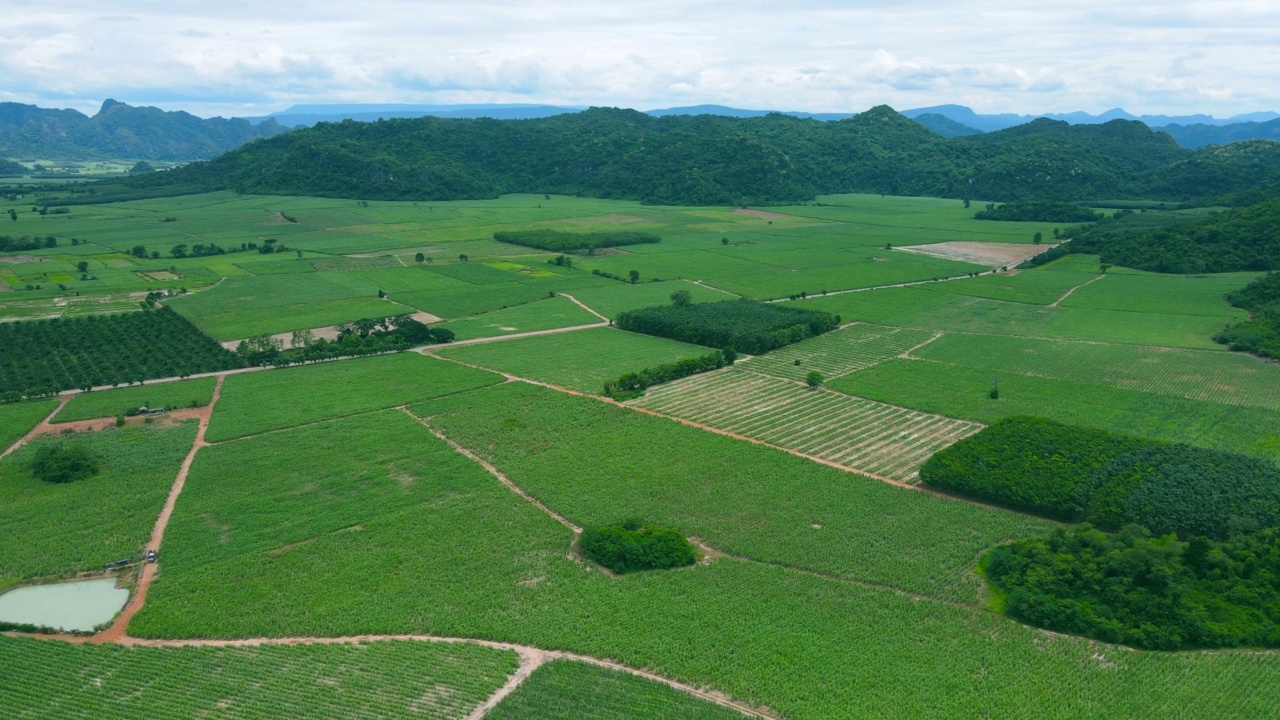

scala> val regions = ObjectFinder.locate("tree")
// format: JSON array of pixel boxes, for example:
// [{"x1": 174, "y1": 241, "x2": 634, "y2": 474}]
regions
[
  {"x1": 628, "y1": 269, "x2": 640, "y2": 285},
  {"x1": 290, "y1": 329, "x2": 315, "y2": 348},
  {"x1": 805, "y1": 371, "x2": 823, "y2": 390},
  {"x1": 8, "y1": 209, "x2": 15, "y2": 221},
  {"x1": 129, "y1": 161, "x2": 155, "y2": 174},
  {"x1": 170, "y1": 244, "x2": 188, "y2": 259},
  {"x1": 130, "y1": 245, "x2": 147, "y2": 259},
  {"x1": 414, "y1": 252, "x2": 425, "y2": 265},
  {"x1": 458, "y1": 253, "x2": 469, "y2": 262},
  {"x1": 721, "y1": 237, "x2": 729, "y2": 245},
  {"x1": 76, "y1": 261, "x2": 89, "y2": 274},
  {"x1": 670, "y1": 290, "x2": 692, "y2": 306},
  {"x1": 296, "y1": 249, "x2": 304, "y2": 259},
  {"x1": 1033, "y1": 231, "x2": 1043, "y2": 245}
]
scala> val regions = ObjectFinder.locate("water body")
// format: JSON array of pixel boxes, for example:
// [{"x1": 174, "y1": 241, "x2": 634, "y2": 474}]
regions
[{"x1": 0, "y1": 578, "x2": 128, "y2": 632}]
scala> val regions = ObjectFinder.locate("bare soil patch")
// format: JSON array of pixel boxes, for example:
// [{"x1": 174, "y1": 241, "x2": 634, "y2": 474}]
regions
[
  {"x1": 0, "y1": 255, "x2": 47, "y2": 264},
  {"x1": 732, "y1": 209, "x2": 793, "y2": 220},
  {"x1": 894, "y1": 241, "x2": 1056, "y2": 267}
]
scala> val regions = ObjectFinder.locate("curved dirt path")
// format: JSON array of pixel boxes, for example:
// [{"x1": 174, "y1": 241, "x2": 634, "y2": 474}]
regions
[
  {"x1": 0, "y1": 396, "x2": 69, "y2": 460},
  {"x1": 555, "y1": 292, "x2": 610, "y2": 323},
  {"x1": 93, "y1": 375, "x2": 223, "y2": 644},
  {"x1": 1049, "y1": 273, "x2": 1105, "y2": 307}
]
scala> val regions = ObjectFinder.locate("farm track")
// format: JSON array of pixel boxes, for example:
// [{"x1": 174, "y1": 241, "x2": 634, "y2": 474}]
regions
[
  {"x1": 1049, "y1": 273, "x2": 1106, "y2": 307},
  {"x1": 1, "y1": 396, "x2": 69, "y2": 460}
]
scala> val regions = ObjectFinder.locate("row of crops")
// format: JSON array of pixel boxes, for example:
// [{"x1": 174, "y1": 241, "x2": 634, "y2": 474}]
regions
[
  {"x1": 741, "y1": 323, "x2": 936, "y2": 382},
  {"x1": 0, "y1": 307, "x2": 245, "y2": 401},
  {"x1": 0, "y1": 637, "x2": 517, "y2": 720},
  {"x1": 633, "y1": 368, "x2": 982, "y2": 481}
]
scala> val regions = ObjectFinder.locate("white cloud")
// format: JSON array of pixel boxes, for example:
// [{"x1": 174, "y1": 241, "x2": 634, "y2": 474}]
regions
[{"x1": 0, "y1": 0, "x2": 1276, "y2": 118}]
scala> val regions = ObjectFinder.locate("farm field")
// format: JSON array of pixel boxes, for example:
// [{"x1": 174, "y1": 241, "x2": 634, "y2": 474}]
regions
[
  {"x1": 54, "y1": 378, "x2": 216, "y2": 423},
  {"x1": 0, "y1": 421, "x2": 196, "y2": 579},
  {"x1": 205, "y1": 353, "x2": 501, "y2": 442},
  {"x1": 632, "y1": 368, "x2": 983, "y2": 482},
  {"x1": 437, "y1": 294, "x2": 601, "y2": 340},
  {"x1": 0, "y1": 399, "x2": 59, "y2": 451},
  {"x1": 434, "y1": 327, "x2": 712, "y2": 393},
  {"x1": 831, "y1": 359, "x2": 1280, "y2": 462},
  {"x1": 4, "y1": 189, "x2": 1278, "y2": 718},
  {"x1": 912, "y1": 333, "x2": 1280, "y2": 411},
  {"x1": 0, "y1": 636, "x2": 518, "y2": 720}
]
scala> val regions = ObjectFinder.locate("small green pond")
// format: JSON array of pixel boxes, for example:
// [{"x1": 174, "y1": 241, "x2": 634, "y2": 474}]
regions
[{"x1": 0, "y1": 578, "x2": 128, "y2": 631}]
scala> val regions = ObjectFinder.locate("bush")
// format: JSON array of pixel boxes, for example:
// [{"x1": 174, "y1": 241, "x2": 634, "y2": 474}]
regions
[
  {"x1": 603, "y1": 351, "x2": 730, "y2": 396},
  {"x1": 29, "y1": 444, "x2": 103, "y2": 484},
  {"x1": 974, "y1": 198, "x2": 1103, "y2": 223},
  {"x1": 578, "y1": 521, "x2": 697, "y2": 574},
  {"x1": 615, "y1": 299, "x2": 839, "y2": 355},
  {"x1": 493, "y1": 229, "x2": 660, "y2": 253}
]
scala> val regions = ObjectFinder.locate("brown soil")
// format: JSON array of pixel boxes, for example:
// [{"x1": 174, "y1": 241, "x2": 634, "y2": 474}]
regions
[
  {"x1": 894, "y1": 241, "x2": 1055, "y2": 267},
  {"x1": 732, "y1": 209, "x2": 793, "y2": 220}
]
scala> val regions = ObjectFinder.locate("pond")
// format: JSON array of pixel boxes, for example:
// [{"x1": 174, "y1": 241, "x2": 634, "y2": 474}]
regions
[{"x1": 0, "y1": 578, "x2": 129, "y2": 632}]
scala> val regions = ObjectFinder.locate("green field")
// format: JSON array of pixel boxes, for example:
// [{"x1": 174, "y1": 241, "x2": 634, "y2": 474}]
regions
[
  {"x1": 740, "y1": 322, "x2": 935, "y2": 382},
  {"x1": 0, "y1": 399, "x2": 58, "y2": 451},
  {"x1": 435, "y1": 327, "x2": 713, "y2": 393},
  {"x1": 0, "y1": 636, "x2": 517, "y2": 719},
  {"x1": 205, "y1": 353, "x2": 502, "y2": 442},
  {"x1": 54, "y1": 378, "x2": 216, "y2": 423},
  {"x1": 0, "y1": 422, "x2": 196, "y2": 579},
  {"x1": 437, "y1": 294, "x2": 601, "y2": 340}
]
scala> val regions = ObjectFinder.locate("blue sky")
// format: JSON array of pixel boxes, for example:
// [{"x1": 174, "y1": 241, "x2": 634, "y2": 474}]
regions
[{"x1": 3, "y1": 0, "x2": 1277, "y2": 118}]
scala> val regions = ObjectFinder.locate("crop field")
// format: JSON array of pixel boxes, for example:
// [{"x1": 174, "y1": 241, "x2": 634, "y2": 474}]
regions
[
  {"x1": 54, "y1": 377, "x2": 216, "y2": 423},
  {"x1": 632, "y1": 368, "x2": 983, "y2": 481},
  {"x1": 740, "y1": 323, "x2": 936, "y2": 382},
  {"x1": 0, "y1": 636, "x2": 517, "y2": 720},
  {"x1": 0, "y1": 399, "x2": 58, "y2": 451},
  {"x1": 486, "y1": 660, "x2": 748, "y2": 720},
  {"x1": 5, "y1": 189, "x2": 1276, "y2": 718},
  {"x1": 831, "y1": 358, "x2": 1280, "y2": 462},
  {"x1": 205, "y1": 353, "x2": 501, "y2": 442},
  {"x1": 435, "y1": 327, "x2": 712, "y2": 393},
  {"x1": 0, "y1": 421, "x2": 196, "y2": 579},
  {"x1": 913, "y1": 333, "x2": 1280, "y2": 411},
  {"x1": 437, "y1": 295, "x2": 600, "y2": 340}
]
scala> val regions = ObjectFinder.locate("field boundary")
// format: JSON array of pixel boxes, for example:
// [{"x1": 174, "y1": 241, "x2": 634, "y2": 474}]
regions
[
  {"x1": 1049, "y1": 273, "x2": 1106, "y2": 307},
  {"x1": 1, "y1": 396, "x2": 69, "y2": 460}
]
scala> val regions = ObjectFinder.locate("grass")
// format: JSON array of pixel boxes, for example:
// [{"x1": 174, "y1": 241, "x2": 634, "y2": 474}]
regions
[
  {"x1": 127, "y1": 403, "x2": 1280, "y2": 718},
  {"x1": 487, "y1": 660, "x2": 748, "y2": 719},
  {"x1": 205, "y1": 353, "x2": 502, "y2": 442},
  {"x1": 0, "y1": 399, "x2": 58, "y2": 452},
  {"x1": 54, "y1": 378, "x2": 216, "y2": 423},
  {"x1": 414, "y1": 381, "x2": 1032, "y2": 601},
  {"x1": 829, "y1": 359, "x2": 1280, "y2": 463},
  {"x1": 436, "y1": 295, "x2": 600, "y2": 340},
  {"x1": 740, "y1": 323, "x2": 935, "y2": 382},
  {"x1": 435, "y1": 327, "x2": 712, "y2": 393},
  {"x1": 0, "y1": 636, "x2": 517, "y2": 720},
  {"x1": 0, "y1": 421, "x2": 196, "y2": 579},
  {"x1": 913, "y1": 332, "x2": 1280, "y2": 412}
]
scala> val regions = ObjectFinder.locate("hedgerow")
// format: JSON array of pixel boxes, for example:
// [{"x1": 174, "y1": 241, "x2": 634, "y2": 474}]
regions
[
  {"x1": 578, "y1": 520, "x2": 697, "y2": 574},
  {"x1": 985, "y1": 524, "x2": 1280, "y2": 650},
  {"x1": 493, "y1": 229, "x2": 660, "y2": 253},
  {"x1": 602, "y1": 350, "x2": 734, "y2": 396},
  {"x1": 615, "y1": 299, "x2": 839, "y2": 355}
]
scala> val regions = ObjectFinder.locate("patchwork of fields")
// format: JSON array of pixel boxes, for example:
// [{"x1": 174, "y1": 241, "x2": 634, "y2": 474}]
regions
[{"x1": 2, "y1": 190, "x2": 1277, "y2": 718}]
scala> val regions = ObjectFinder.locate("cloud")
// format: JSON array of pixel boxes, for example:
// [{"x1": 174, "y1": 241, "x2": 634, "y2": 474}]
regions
[{"x1": 0, "y1": 0, "x2": 1276, "y2": 118}]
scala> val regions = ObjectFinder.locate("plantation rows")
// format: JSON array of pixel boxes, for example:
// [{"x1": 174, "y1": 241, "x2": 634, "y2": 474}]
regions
[
  {"x1": 0, "y1": 636, "x2": 516, "y2": 720},
  {"x1": 0, "y1": 307, "x2": 244, "y2": 401},
  {"x1": 742, "y1": 323, "x2": 937, "y2": 382},
  {"x1": 914, "y1": 333, "x2": 1280, "y2": 412},
  {"x1": 634, "y1": 369, "x2": 982, "y2": 481}
]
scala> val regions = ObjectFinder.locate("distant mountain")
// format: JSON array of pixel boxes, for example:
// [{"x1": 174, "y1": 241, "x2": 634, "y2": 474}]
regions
[
  {"x1": 0, "y1": 100, "x2": 288, "y2": 162},
  {"x1": 901, "y1": 104, "x2": 1280, "y2": 135},
  {"x1": 910, "y1": 113, "x2": 983, "y2": 138},
  {"x1": 1156, "y1": 119, "x2": 1280, "y2": 149},
  {"x1": 257, "y1": 103, "x2": 587, "y2": 127},
  {"x1": 100, "y1": 104, "x2": 1278, "y2": 208}
]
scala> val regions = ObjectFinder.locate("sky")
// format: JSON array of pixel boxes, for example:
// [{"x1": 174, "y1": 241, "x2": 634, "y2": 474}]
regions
[{"x1": 2, "y1": 0, "x2": 1278, "y2": 119}]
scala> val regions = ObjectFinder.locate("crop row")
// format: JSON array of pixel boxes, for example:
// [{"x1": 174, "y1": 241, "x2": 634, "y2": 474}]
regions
[
  {"x1": 633, "y1": 368, "x2": 982, "y2": 481},
  {"x1": 741, "y1": 323, "x2": 936, "y2": 382}
]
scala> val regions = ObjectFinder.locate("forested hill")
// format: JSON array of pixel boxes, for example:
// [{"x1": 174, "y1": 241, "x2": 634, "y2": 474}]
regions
[
  {"x1": 117, "y1": 105, "x2": 1279, "y2": 205},
  {"x1": 0, "y1": 99, "x2": 288, "y2": 162}
]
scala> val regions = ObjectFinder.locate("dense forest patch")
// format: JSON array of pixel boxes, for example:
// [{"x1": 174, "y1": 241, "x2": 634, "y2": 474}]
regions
[
  {"x1": 616, "y1": 299, "x2": 839, "y2": 354},
  {"x1": 986, "y1": 524, "x2": 1280, "y2": 650},
  {"x1": 0, "y1": 307, "x2": 245, "y2": 402},
  {"x1": 974, "y1": 198, "x2": 1103, "y2": 223},
  {"x1": 1215, "y1": 271, "x2": 1280, "y2": 358},
  {"x1": 921, "y1": 417, "x2": 1280, "y2": 539},
  {"x1": 492, "y1": 229, "x2": 660, "y2": 253}
]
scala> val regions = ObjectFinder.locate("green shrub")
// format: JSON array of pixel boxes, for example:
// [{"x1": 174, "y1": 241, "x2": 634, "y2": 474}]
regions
[
  {"x1": 493, "y1": 229, "x2": 660, "y2": 253},
  {"x1": 603, "y1": 351, "x2": 729, "y2": 396},
  {"x1": 578, "y1": 521, "x2": 697, "y2": 574},
  {"x1": 29, "y1": 444, "x2": 103, "y2": 484},
  {"x1": 974, "y1": 198, "x2": 1102, "y2": 223}
]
